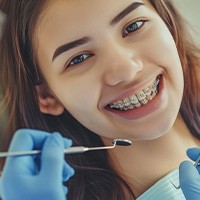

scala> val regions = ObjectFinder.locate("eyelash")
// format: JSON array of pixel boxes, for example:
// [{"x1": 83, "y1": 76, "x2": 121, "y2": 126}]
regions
[
  {"x1": 69, "y1": 53, "x2": 91, "y2": 66},
  {"x1": 67, "y1": 19, "x2": 147, "y2": 67},
  {"x1": 122, "y1": 19, "x2": 147, "y2": 37}
]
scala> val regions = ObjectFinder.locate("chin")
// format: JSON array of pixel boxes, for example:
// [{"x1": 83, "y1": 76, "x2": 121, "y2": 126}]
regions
[{"x1": 133, "y1": 112, "x2": 178, "y2": 141}]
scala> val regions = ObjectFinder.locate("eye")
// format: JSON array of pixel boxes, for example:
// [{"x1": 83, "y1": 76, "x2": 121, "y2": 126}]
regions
[
  {"x1": 68, "y1": 53, "x2": 91, "y2": 67},
  {"x1": 123, "y1": 20, "x2": 146, "y2": 37}
]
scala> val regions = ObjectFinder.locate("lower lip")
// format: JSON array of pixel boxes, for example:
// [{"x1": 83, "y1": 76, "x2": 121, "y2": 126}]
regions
[{"x1": 105, "y1": 75, "x2": 165, "y2": 120}]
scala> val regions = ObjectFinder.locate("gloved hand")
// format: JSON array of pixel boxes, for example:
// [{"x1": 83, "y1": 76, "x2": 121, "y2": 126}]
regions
[
  {"x1": 0, "y1": 129, "x2": 75, "y2": 200},
  {"x1": 179, "y1": 148, "x2": 200, "y2": 200}
]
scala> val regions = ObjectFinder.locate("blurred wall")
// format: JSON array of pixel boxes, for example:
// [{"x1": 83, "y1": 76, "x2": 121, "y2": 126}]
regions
[
  {"x1": 174, "y1": 0, "x2": 200, "y2": 43},
  {"x1": 174, "y1": 0, "x2": 200, "y2": 30}
]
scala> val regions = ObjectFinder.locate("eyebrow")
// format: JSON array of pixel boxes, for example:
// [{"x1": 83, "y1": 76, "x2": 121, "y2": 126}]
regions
[
  {"x1": 52, "y1": 37, "x2": 90, "y2": 61},
  {"x1": 52, "y1": 2, "x2": 144, "y2": 61},
  {"x1": 110, "y1": 2, "x2": 145, "y2": 26}
]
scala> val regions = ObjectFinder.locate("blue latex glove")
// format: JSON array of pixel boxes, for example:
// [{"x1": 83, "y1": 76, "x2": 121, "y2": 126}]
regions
[
  {"x1": 0, "y1": 129, "x2": 74, "y2": 200},
  {"x1": 179, "y1": 148, "x2": 200, "y2": 200}
]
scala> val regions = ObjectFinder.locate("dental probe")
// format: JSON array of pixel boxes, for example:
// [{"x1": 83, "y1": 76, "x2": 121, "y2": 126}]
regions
[
  {"x1": 170, "y1": 154, "x2": 200, "y2": 189},
  {"x1": 0, "y1": 139, "x2": 132, "y2": 158},
  {"x1": 193, "y1": 154, "x2": 200, "y2": 167}
]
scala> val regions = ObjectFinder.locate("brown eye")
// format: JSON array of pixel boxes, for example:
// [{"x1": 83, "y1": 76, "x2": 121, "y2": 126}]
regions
[{"x1": 123, "y1": 20, "x2": 146, "y2": 37}]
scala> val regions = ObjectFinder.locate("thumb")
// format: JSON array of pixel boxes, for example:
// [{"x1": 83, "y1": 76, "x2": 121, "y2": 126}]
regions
[
  {"x1": 187, "y1": 148, "x2": 200, "y2": 161},
  {"x1": 40, "y1": 132, "x2": 70, "y2": 181},
  {"x1": 0, "y1": 177, "x2": 3, "y2": 199},
  {"x1": 180, "y1": 161, "x2": 199, "y2": 185},
  {"x1": 179, "y1": 161, "x2": 200, "y2": 199}
]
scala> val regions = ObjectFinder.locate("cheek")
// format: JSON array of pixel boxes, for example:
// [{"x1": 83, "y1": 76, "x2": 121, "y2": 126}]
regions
[
  {"x1": 142, "y1": 24, "x2": 184, "y2": 94},
  {"x1": 142, "y1": 22, "x2": 182, "y2": 73},
  {"x1": 50, "y1": 73, "x2": 100, "y2": 112}
]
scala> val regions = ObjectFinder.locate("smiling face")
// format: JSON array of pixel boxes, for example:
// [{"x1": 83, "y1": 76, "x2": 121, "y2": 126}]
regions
[{"x1": 35, "y1": 0, "x2": 184, "y2": 141}]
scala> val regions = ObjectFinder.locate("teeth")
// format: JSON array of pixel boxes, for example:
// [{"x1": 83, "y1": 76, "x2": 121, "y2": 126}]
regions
[
  {"x1": 117, "y1": 101, "x2": 124, "y2": 109},
  {"x1": 141, "y1": 99, "x2": 148, "y2": 105},
  {"x1": 135, "y1": 102, "x2": 142, "y2": 108},
  {"x1": 123, "y1": 98, "x2": 131, "y2": 107},
  {"x1": 136, "y1": 91, "x2": 146, "y2": 101},
  {"x1": 129, "y1": 95, "x2": 139, "y2": 104},
  {"x1": 143, "y1": 87, "x2": 151, "y2": 96},
  {"x1": 128, "y1": 105, "x2": 135, "y2": 109},
  {"x1": 108, "y1": 76, "x2": 161, "y2": 111},
  {"x1": 149, "y1": 78, "x2": 160, "y2": 93}
]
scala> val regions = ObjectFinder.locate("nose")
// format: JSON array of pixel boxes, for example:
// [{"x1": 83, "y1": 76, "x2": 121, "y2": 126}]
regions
[{"x1": 101, "y1": 45, "x2": 143, "y2": 86}]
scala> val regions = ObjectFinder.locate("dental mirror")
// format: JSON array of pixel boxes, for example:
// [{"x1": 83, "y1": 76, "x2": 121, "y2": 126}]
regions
[
  {"x1": 0, "y1": 139, "x2": 132, "y2": 158},
  {"x1": 112, "y1": 139, "x2": 132, "y2": 146}
]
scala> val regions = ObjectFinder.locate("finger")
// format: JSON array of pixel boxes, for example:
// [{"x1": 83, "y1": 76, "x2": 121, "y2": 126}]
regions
[
  {"x1": 186, "y1": 148, "x2": 200, "y2": 161},
  {"x1": 63, "y1": 137, "x2": 73, "y2": 148},
  {"x1": 62, "y1": 137, "x2": 75, "y2": 181},
  {"x1": 40, "y1": 132, "x2": 71, "y2": 181},
  {"x1": 0, "y1": 177, "x2": 3, "y2": 197},
  {"x1": 63, "y1": 185, "x2": 68, "y2": 196},
  {"x1": 179, "y1": 161, "x2": 199, "y2": 184},
  {"x1": 9, "y1": 129, "x2": 50, "y2": 152},
  {"x1": 0, "y1": 177, "x2": 7, "y2": 200},
  {"x1": 179, "y1": 161, "x2": 200, "y2": 198},
  {"x1": 63, "y1": 161, "x2": 75, "y2": 182},
  {"x1": 4, "y1": 129, "x2": 50, "y2": 175}
]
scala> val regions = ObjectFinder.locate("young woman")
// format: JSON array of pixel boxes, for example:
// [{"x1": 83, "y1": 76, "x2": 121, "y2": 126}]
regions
[{"x1": 0, "y1": 0, "x2": 200, "y2": 199}]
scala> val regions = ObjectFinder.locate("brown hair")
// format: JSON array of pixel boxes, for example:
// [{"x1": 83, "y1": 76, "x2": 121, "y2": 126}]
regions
[{"x1": 0, "y1": 0, "x2": 200, "y2": 199}]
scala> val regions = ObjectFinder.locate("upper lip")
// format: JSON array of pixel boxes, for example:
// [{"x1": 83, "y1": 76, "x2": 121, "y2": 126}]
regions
[{"x1": 104, "y1": 74, "x2": 162, "y2": 107}]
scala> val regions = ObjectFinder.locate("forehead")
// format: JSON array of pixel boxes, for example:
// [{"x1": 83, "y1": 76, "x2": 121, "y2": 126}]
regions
[
  {"x1": 34, "y1": 0, "x2": 154, "y2": 64},
  {"x1": 36, "y1": 0, "x2": 151, "y2": 36},
  {"x1": 41, "y1": 0, "x2": 148, "y2": 19}
]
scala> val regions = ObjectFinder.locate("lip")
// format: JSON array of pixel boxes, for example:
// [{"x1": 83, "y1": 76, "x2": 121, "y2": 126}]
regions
[{"x1": 105, "y1": 74, "x2": 165, "y2": 120}]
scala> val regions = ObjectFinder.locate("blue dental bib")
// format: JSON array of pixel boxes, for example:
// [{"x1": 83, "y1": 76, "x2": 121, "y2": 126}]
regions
[{"x1": 137, "y1": 169, "x2": 186, "y2": 200}]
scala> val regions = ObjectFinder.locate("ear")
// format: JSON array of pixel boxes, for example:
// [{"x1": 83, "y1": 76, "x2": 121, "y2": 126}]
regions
[{"x1": 36, "y1": 84, "x2": 64, "y2": 116}]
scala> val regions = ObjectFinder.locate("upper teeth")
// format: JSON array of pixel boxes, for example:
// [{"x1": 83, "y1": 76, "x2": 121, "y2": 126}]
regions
[{"x1": 108, "y1": 78, "x2": 160, "y2": 110}]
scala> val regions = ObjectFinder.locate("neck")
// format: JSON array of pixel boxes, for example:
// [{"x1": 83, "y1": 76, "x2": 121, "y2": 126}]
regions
[{"x1": 107, "y1": 114, "x2": 200, "y2": 197}]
